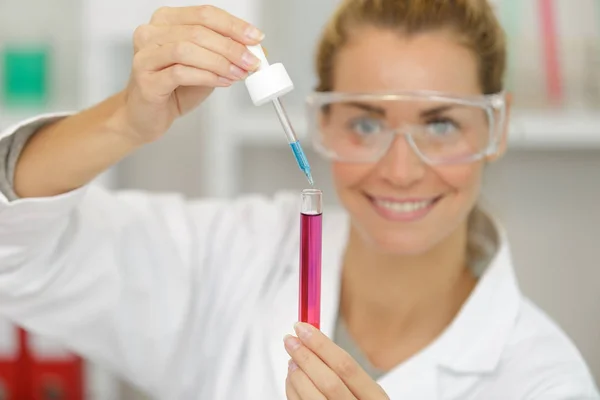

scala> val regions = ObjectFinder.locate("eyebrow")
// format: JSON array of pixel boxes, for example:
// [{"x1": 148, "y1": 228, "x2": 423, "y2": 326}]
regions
[
  {"x1": 343, "y1": 102, "x2": 458, "y2": 118},
  {"x1": 344, "y1": 102, "x2": 386, "y2": 115},
  {"x1": 420, "y1": 105, "x2": 457, "y2": 118}
]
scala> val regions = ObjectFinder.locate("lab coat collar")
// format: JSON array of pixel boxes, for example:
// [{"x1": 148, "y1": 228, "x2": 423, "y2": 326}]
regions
[
  {"x1": 267, "y1": 206, "x2": 522, "y2": 398},
  {"x1": 379, "y1": 210, "x2": 523, "y2": 399},
  {"x1": 433, "y1": 210, "x2": 521, "y2": 374}
]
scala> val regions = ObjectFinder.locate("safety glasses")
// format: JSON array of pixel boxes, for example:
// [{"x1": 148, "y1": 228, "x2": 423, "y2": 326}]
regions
[{"x1": 305, "y1": 90, "x2": 507, "y2": 165}]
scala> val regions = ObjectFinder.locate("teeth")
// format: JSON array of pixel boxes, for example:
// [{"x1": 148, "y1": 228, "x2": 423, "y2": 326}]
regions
[{"x1": 375, "y1": 199, "x2": 433, "y2": 213}]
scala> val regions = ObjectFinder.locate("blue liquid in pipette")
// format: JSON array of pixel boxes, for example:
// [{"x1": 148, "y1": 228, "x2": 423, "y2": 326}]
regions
[{"x1": 290, "y1": 141, "x2": 314, "y2": 186}]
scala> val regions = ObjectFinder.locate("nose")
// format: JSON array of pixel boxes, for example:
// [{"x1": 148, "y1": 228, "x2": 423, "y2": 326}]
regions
[{"x1": 376, "y1": 134, "x2": 426, "y2": 187}]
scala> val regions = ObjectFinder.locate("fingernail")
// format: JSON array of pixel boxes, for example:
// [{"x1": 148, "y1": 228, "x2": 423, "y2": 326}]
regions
[
  {"x1": 284, "y1": 334, "x2": 301, "y2": 351},
  {"x1": 245, "y1": 26, "x2": 265, "y2": 41},
  {"x1": 241, "y1": 51, "x2": 261, "y2": 70},
  {"x1": 294, "y1": 322, "x2": 312, "y2": 340},
  {"x1": 217, "y1": 76, "x2": 233, "y2": 86},
  {"x1": 229, "y1": 64, "x2": 248, "y2": 80},
  {"x1": 288, "y1": 359, "x2": 298, "y2": 372}
]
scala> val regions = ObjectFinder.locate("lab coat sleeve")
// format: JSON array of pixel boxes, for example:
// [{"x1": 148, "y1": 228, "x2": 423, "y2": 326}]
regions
[
  {"x1": 527, "y1": 376, "x2": 600, "y2": 400},
  {"x1": 498, "y1": 334, "x2": 600, "y2": 400},
  {"x1": 526, "y1": 367, "x2": 600, "y2": 400},
  {"x1": 0, "y1": 115, "x2": 299, "y2": 395}
]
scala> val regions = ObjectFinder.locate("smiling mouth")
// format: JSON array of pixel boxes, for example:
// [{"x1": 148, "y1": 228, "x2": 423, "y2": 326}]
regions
[{"x1": 366, "y1": 194, "x2": 443, "y2": 222}]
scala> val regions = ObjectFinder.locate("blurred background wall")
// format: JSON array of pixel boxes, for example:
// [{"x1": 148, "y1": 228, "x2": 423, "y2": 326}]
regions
[{"x1": 0, "y1": 0, "x2": 599, "y2": 398}]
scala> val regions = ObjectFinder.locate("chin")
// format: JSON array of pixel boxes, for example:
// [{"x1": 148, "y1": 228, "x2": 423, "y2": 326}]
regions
[
  {"x1": 359, "y1": 226, "x2": 438, "y2": 256},
  {"x1": 369, "y1": 232, "x2": 435, "y2": 256}
]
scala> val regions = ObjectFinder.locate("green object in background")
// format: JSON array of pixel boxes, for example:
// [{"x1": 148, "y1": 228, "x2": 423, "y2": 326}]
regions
[
  {"x1": 498, "y1": 0, "x2": 521, "y2": 92},
  {"x1": 1, "y1": 46, "x2": 49, "y2": 107}
]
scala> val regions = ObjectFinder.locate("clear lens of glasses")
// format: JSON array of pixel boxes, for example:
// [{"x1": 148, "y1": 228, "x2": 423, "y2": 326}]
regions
[{"x1": 305, "y1": 93, "x2": 505, "y2": 165}]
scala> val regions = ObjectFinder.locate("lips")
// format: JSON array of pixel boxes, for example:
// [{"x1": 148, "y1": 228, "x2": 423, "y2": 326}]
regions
[
  {"x1": 366, "y1": 194, "x2": 442, "y2": 222},
  {"x1": 374, "y1": 198, "x2": 434, "y2": 213}
]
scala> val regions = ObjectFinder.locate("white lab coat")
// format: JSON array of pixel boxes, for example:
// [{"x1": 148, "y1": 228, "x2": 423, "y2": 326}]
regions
[{"x1": 0, "y1": 115, "x2": 598, "y2": 400}]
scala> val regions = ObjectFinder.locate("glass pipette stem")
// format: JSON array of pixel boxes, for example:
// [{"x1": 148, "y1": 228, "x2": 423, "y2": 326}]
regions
[{"x1": 272, "y1": 98, "x2": 314, "y2": 186}]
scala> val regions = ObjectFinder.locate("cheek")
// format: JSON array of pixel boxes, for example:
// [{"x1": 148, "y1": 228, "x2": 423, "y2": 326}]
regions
[
  {"x1": 331, "y1": 162, "x2": 374, "y2": 188},
  {"x1": 435, "y1": 162, "x2": 485, "y2": 198}
]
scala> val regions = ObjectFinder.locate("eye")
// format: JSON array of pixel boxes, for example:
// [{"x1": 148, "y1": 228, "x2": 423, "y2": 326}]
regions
[
  {"x1": 347, "y1": 117, "x2": 384, "y2": 136},
  {"x1": 425, "y1": 118, "x2": 459, "y2": 136}
]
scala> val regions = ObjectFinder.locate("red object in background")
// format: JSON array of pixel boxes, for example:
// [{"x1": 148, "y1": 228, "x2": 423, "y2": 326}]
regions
[
  {"x1": 539, "y1": 0, "x2": 563, "y2": 105},
  {"x1": 0, "y1": 324, "x2": 85, "y2": 400},
  {"x1": 20, "y1": 329, "x2": 84, "y2": 400},
  {"x1": 0, "y1": 357, "x2": 21, "y2": 399},
  {"x1": 0, "y1": 321, "x2": 23, "y2": 399}
]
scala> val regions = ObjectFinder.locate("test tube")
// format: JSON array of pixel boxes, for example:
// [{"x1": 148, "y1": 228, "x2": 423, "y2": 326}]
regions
[{"x1": 299, "y1": 189, "x2": 323, "y2": 329}]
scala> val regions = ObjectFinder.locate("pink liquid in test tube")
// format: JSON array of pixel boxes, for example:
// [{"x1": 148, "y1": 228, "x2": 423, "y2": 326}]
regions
[{"x1": 299, "y1": 189, "x2": 323, "y2": 329}]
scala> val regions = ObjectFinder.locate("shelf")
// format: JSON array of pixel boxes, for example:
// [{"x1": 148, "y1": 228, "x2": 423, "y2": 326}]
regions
[
  {"x1": 0, "y1": 107, "x2": 76, "y2": 132},
  {"x1": 229, "y1": 108, "x2": 600, "y2": 149},
  {"x1": 0, "y1": 109, "x2": 51, "y2": 131},
  {"x1": 509, "y1": 110, "x2": 600, "y2": 148},
  {"x1": 2, "y1": 107, "x2": 598, "y2": 150}
]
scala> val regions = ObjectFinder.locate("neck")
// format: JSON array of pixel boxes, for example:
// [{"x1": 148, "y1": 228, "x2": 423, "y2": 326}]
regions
[{"x1": 339, "y1": 222, "x2": 477, "y2": 368}]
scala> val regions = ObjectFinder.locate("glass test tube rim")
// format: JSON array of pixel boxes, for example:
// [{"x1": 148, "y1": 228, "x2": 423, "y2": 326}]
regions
[{"x1": 301, "y1": 188, "x2": 323, "y2": 215}]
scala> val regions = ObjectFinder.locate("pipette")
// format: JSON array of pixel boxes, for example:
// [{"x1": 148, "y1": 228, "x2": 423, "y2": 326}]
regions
[{"x1": 244, "y1": 45, "x2": 314, "y2": 186}]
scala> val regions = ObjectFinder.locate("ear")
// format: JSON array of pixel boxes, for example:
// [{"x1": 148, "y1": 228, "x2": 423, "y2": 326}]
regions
[{"x1": 486, "y1": 92, "x2": 512, "y2": 163}]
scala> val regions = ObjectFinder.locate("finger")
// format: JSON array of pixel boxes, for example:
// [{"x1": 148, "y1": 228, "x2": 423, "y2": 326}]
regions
[
  {"x1": 285, "y1": 373, "x2": 301, "y2": 400},
  {"x1": 134, "y1": 41, "x2": 248, "y2": 81},
  {"x1": 294, "y1": 323, "x2": 388, "y2": 399},
  {"x1": 133, "y1": 24, "x2": 261, "y2": 71},
  {"x1": 150, "y1": 5, "x2": 264, "y2": 44},
  {"x1": 149, "y1": 65, "x2": 232, "y2": 98},
  {"x1": 284, "y1": 335, "x2": 356, "y2": 400},
  {"x1": 287, "y1": 359, "x2": 327, "y2": 400}
]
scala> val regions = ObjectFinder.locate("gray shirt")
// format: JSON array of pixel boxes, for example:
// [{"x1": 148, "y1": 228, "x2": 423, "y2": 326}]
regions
[
  {"x1": 0, "y1": 116, "x2": 66, "y2": 201},
  {"x1": 333, "y1": 314, "x2": 387, "y2": 380}
]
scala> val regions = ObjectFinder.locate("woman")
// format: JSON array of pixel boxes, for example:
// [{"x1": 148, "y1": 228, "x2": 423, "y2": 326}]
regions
[{"x1": 0, "y1": 0, "x2": 597, "y2": 399}]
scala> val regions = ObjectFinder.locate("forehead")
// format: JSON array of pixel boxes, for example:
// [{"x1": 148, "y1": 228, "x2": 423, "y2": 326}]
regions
[{"x1": 332, "y1": 27, "x2": 481, "y2": 96}]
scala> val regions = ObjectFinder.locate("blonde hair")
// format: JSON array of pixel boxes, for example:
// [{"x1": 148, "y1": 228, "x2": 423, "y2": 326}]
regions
[{"x1": 315, "y1": 0, "x2": 507, "y2": 94}]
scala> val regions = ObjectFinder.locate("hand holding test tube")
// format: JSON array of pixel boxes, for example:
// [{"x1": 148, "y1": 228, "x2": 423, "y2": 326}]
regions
[{"x1": 299, "y1": 189, "x2": 323, "y2": 329}]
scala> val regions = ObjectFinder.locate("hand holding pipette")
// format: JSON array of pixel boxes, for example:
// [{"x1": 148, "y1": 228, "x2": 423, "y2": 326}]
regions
[{"x1": 244, "y1": 45, "x2": 314, "y2": 186}]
